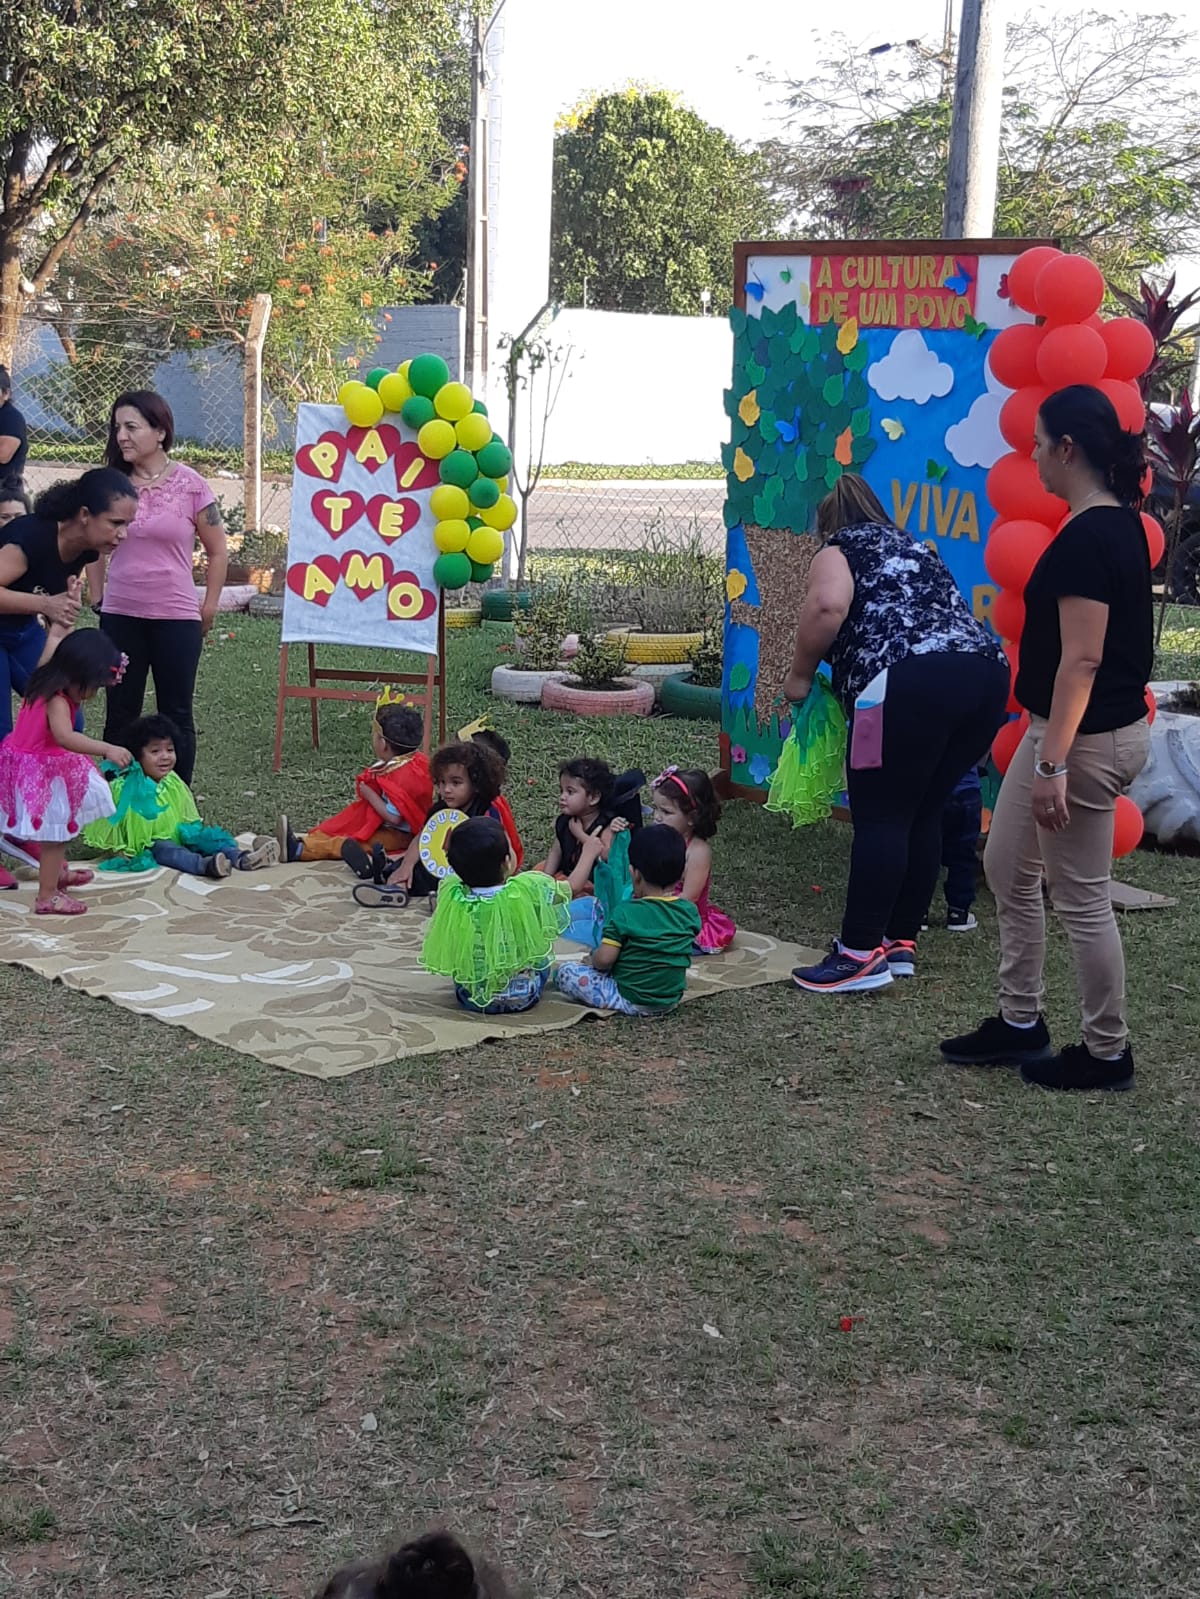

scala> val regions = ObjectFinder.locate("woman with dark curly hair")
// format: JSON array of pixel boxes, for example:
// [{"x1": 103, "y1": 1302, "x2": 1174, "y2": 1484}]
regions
[{"x1": 943, "y1": 386, "x2": 1153, "y2": 1092}]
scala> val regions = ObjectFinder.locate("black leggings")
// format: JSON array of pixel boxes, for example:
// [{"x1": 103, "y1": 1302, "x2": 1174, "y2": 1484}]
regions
[
  {"x1": 100, "y1": 613, "x2": 204, "y2": 784},
  {"x1": 841, "y1": 651, "x2": 1009, "y2": 950}
]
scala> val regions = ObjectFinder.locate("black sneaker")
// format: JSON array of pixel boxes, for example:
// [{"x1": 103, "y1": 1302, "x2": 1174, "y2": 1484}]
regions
[
  {"x1": 884, "y1": 938, "x2": 916, "y2": 978},
  {"x1": 940, "y1": 1014, "x2": 1052, "y2": 1067},
  {"x1": 946, "y1": 906, "x2": 977, "y2": 931},
  {"x1": 792, "y1": 944, "x2": 893, "y2": 994},
  {"x1": 276, "y1": 814, "x2": 302, "y2": 863},
  {"x1": 1022, "y1": 1042, "x2": 1134, "y2": 1092},
  {"x1": 340, "y1": 839, "x2": 375, "y2": 879},
  {"x1": 205, "y1": 852, "x2": 233, "y2": 880}
]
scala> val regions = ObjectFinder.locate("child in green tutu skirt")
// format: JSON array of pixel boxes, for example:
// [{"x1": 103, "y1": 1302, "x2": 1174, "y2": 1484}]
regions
[{"x1": 84, "y1": 714, "x2": 278, "y2": 878}]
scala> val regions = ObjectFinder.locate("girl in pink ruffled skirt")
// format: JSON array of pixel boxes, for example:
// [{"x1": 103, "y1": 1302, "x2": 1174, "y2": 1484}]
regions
[
  {"x1": 0, "y1": 629, "x2": 132, "y2": 914},
  {"x1": 649, "y1": 765, "x2": 737, "y2": 953}
]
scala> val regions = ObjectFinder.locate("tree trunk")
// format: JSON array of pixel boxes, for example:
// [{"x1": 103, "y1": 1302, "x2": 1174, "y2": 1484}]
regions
[{"x1": 0, "y1": 229, "x2": 27, "y2": 370}]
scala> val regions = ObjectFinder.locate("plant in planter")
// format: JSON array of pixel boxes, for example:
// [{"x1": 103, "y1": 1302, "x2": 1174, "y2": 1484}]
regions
[
  {"x1": 239, "y1": 523, "x2": 289, "y2": 594},
  {"x1": 541, "y1": 626, "x2": 655, "y2": 718},
  {"x1": 491, "y1": 581, "x2": 574, "y2": 702},
  {"x1": 660, "y1": 626, "x2": 723, "y2": 721},
  {"x1": 606, "y1": 520, "x2": 723, "y2": 662}
]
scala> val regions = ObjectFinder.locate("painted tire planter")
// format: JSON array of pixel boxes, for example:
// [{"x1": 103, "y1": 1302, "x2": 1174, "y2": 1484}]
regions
[
  {"x1": 659, "y1": 671, "x2": 722, "y2": 722},
  {"x1": 445, "y1": 605, "x2": 483, "y2": 629},
  {"x1": 490, "y1": 664, "x2": 569, "y2": 703},
  {"x1": 541, "y1": 675, "x2": 656, "y2": 718},
  {"x1": 629, "y1": 661, "x2": 684, "y2": 702},
  {"x1": 607, "y1": 629, "x2": 704, "y2": 665},
  {"x1": 481, "y1": 589, "x2": 533, "y2": 622}
]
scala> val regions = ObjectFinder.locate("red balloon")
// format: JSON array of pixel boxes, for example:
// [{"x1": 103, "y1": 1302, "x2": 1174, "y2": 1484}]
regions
[
  {"x1": 1145, "y1": 685, "x2": 1157, "y2": 726},
  {"x1": 985, "y1": 517, "x2": 1054, "y2": 591},
  {"x1": 1142, "y1": 512, "x2": 1165, "y2": 566},
  {"x1": 986, "y1": 451, "x2": 1068, "y2": 527},
  {"x1": 993, "y1": 713, "x2": 1030, "y2": 775},
  {"x1": 1036, "y1": 254, "x2": 1105, "y2": 324},
  {"x1": 1007, "y1": 247, "x2": 1062, "y2": 314},
  {"x1": 993, "y1": 587, "x2": 1026, "y2": 643},
  {"x1": 988, "y1": 323, "x2": 1045, "y2": 390},
  {"x1": 1102, "y1": 317, "x2": 1155, "y2": 381},
  {"x1": 999, "y1": 385, "x2": 1050, "y2": 455},
  {"x1": 1112, "y1": 793, "x2": 1144, "y2": 859},
  {"x1": 1004, "y1": 643, "x2": 1021, "y2": 711},
  {"x1": 1096, "y1": 377, "x2": 1146, "y2": 435},
  {"x1": 1083, "y1": 314, "x2": 1105, "y2": 332},
  {"x1": 1037, "y1": 324, "x2": 1108, "y2": 390}
]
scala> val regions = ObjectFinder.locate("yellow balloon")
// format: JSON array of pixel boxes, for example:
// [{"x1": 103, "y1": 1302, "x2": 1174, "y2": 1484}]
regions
[
  {"x1": 417, "y1": 419, "x2": 456, "y2": 460},
  {"x1": 465, "y1": 524, "x2": 504, "y2": 565},
  {"x1": 338, "y1": 379, "x2": 363, "y2": 408},
  {"x1": 378, "y1": 371, "x2": 413, "y2": 412},
  {"x1": 430, "y1": 484, "x2": 470, "y2": 521},
  {"x1": 433, "y1": 518, "x2": 470, "y2": 553},
  {"x1": 495, "y1": 475, "x2": 509, "y2": 494},
  {"x1": 454, "y1": 412, "x2": 493, "y2": 452},
  {"x1": 480, "y1": 492, "x2": 517, "y2": 531},
  {"x1": 398, "y1": 359, "x2": 411, "y2": 380},
  {"x1": 344, "y1": 385, "x2": 384, "y2": 427},
  {"x1": 434, "y1": 381, "x2": 474, "y2": 422}
]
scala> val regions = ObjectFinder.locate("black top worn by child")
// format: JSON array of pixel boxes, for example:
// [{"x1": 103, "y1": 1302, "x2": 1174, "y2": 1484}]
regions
[
  {"x1": 554, "y1": 767, "x2": 646, "y2": 880},
  {"x1": 1016, "y1": 505, "x2": 1153, "y2": 735}
]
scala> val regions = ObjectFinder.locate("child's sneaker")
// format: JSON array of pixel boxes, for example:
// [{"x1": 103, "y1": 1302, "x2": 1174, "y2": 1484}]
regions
[
  {"x1": 883, "y1": 938, "x2": 916, "y2": 978},
  {"x1": 239, "y1": 836, "x2": 281, "y2": 871},
  {"x1": 340, "y1": 839, "x2": 375, "y2": 879},
  {"x1": 206, "y1": 852, "x2": 233, "y2": 879},
  {"x1": 946, "y1": 906, "x2": 977, "y2": 931},
  {"x1": 792, "y1": 943, "x2": 893, "y2": 994},
  {"x1": 276, "y1": 815, "x2": 302, "y2": 863}
]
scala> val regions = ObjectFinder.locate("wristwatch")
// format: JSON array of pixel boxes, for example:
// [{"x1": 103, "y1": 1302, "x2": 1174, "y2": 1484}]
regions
[{"x1": 1034, "y1": 758, "x2": 1068, "y2": 779}]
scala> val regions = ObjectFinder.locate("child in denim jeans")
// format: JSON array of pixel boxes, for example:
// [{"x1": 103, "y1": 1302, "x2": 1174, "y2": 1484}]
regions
[{"x1": 926, "y1": 766, "x2": 984, "y2": 931}]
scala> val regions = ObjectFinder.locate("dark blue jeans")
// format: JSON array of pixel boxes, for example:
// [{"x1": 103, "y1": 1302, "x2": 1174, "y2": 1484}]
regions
[
  {"x1": 0, "y1": 618, "x2": 49, "y2": 741},
  {"x1": 941, "y1": 787, "x2": 984, "y2": 910},
  {"x1": 152, "y1": 839, "x2": 243, "y2": 876}
]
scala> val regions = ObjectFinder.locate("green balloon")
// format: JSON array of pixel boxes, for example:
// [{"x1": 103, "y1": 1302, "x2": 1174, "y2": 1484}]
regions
[
  {"x1": 365, "y1": 366, "x2": 389, "y2": 390},
  {"x1": 466, "y1": 515, "x2": 484, "y2": 530},
  {"x1": 439, "y1": 449, "x2": 478, "y2": 489},
  {"x1": 476, "y1": 439, "x2": 512, "y2": 478},
  {"x1": 469, "y1": 476, "x2": 500, "y2": 509},
  {"x1": 469, "y1": 559, "x2": 493, "y2": 582},
  {"x1": 401, "y1": 395, "x2": 436, "y2": 430},
  {"x1": 433, "y1": 550, "x2": 472, "y2": 590},
  {"x1": 409, "y1": 353, "x2": 450, "y2": 398},
  {"x1": 472, "y1": 399, "x2": 489, "y2": 415}
]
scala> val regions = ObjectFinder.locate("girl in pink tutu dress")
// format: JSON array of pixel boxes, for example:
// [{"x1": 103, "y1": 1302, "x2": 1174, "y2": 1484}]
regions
[
  {"x1": 0, "y1": 628, "x2": 132, "y2": 914},
  {"x1": 649, "y1": 765, "x2": 737, "y2": 953}
]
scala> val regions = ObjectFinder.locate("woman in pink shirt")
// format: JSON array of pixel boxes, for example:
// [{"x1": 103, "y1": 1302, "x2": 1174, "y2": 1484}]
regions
[{"x1": 88, "y1": 391, "x2": 227, "y2": 783}]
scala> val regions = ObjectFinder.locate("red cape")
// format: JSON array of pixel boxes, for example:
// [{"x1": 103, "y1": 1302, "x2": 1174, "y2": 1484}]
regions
[
  {"x1": 316, "y1": 751, "x2": 432, "y2": 841},
  {"x1": 492, "y1": 793, "x2": 523, "y2": 868}
]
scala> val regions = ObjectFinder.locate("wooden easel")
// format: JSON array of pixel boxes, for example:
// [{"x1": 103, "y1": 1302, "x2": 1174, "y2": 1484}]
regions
[{"x1": 272, "y1": 599, "x2": 447, "y2": 772}]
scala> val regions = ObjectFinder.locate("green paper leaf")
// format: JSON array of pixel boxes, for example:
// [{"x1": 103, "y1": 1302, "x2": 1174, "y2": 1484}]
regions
[
  {"x1": 846, "y1": 374, "x2": 869, "y2": 409},
  {"x1": 729, "y1": 662, "x2": 752, "y2": 691},
  {"x1": 729, "y1": 307, "x2": 747, "y2": 337},
  {"x1": 722, "y1": 500, "x2": 741, "y2": 529},
  {"x1": 775, "y1": 301, "x2": 798, "y2": 336},
  {"x1": 850, "y1": 407, "x2": 871, "y2": 438},
  {"x1": 825, "y1": 459, "x2": 843, "y2": 490},
  {"x1": 758, "y1": 409, "x2": 779, "y2": 443},
  {"x1": 844, "y1": 340, "x2": 869, "y2": 372},
  {"x1": 746, "y1": 359, "x2": 766, "y2": 386},
  {"x1": 822, "y1": 373, "x2": 845, "y2": 407}
]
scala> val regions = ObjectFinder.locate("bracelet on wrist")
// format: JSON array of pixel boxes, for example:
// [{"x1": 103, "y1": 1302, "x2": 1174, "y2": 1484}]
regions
[{"x1": 1034, "y1": 758, "x2": 1068, "y2": 779}]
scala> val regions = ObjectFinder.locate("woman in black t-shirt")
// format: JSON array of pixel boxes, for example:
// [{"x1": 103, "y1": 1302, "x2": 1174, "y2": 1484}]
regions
[{"x1": 942, "y1": 387, "x2": 1153, "y2": 1093}]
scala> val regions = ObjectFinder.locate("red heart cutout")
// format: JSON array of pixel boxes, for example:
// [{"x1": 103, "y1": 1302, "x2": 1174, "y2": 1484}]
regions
[
  {"x1": 346, "y1": 424, "x2": 402, "y2": 474},
  {"x1": 393, "y1": 442, "x2": 441, "y2": 495},
  {"x1": 311, "y1": 488, "x2": 365, "y2": 540},
  {"x1": 285, "y1": 555, "x2": 340, "y2": 607},
  {"x1": 294, "y1": 431, "x2": 348, "y2": 481},
  {"x1": 386, "y1": 570, "x2": 438, "y2": 623},
  {"x1": 366, "y1": 495, "x2": 420, "y2": 543},
  {"x1": 339, "y1": 548, "x2": 394, "y2": 602}
]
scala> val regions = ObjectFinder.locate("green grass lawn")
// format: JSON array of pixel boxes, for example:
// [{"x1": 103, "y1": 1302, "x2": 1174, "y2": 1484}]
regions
[{"x1": 3, "y1": 617, "x2": 1200, "y2": 1598}]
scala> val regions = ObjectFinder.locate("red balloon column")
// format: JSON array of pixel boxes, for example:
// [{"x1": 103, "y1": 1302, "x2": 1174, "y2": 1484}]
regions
[{"x1": 985, "y1": 246, "x2": 1156, "y2": 855}]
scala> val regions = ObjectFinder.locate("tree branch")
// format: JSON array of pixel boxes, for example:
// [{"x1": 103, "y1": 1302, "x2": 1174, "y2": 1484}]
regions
[{"x1": 31, "y1": 156, "x2": 124, "y2": 293}]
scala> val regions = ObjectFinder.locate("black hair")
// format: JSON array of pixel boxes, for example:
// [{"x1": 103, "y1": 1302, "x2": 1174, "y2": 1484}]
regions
[
  {"x1": 446, "y1": 815, "x2": 510, "y2": 889},
  {"x1": 104, "y1": 389, "x2": 176, "y2": 470},
  {"x1": 376, "y1": 705, "x2": 423, "y2": 755},
  {"x1": 24, "y1": 629, "x2": 124, "y2": 705},
  {"x1": 629, "y1": 822, "x2": 687, "y2": 889},
  {"x1": 1039, "y1": 385, "x2": 1147, "y2": 508},
  {"x1": 471, "y1": 727, "x2": 511, "y2": 767},
  {"x1": 126, "y1": 713, "x2": 181, "y2": 759},
  {"x1": 314, "y1": 1529, "x2": 513, "y2": 1599},
  {"x1": 654, "y1": 766, "x2": 721, "y2": 840},
  {"x1": 0, "y1": 366, "x2": 11, "y2": 398},
  {"x1": 34, "y1": 467, "x2": 137, "y2": 523},
  {"x1": 432, "y1": 740, "x2": 503, "y2": 808},
  {"x1": 559, "y1": 758, "x2": 645, "y2": 829},
  {"x1": 0, "y1": 481, "x2": 31, "y2": 513}
]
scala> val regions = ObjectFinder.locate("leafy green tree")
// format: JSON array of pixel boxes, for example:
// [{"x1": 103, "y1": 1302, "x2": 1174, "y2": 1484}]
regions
[
  {"x1": 0, "y1": 0, "x2": 470, "y2": 366},
  {"x1": 550, "y1": 87, "x2": 780, "y2": 316},
  {"x1": 761, "y1": 10, "x2": 1200, "y2": 286}
]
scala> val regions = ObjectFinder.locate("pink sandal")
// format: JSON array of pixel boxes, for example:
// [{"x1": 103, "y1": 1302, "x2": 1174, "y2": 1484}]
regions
[
  {"x1": 58, "y1": 866, "x2": 94, "y2": 889},
  {"x1": 34, "y1": 892, "x2": 88, "y2": 916}
]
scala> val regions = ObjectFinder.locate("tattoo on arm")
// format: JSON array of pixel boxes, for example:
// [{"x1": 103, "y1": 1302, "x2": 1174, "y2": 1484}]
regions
[{"x1": 202, "y1": 504, "x2": 223, "y2": 527}]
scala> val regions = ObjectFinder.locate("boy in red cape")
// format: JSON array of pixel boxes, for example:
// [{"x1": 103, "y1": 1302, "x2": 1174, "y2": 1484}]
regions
[{"x1": 277, "y1": 704, "x2": 431, "y2": 864}]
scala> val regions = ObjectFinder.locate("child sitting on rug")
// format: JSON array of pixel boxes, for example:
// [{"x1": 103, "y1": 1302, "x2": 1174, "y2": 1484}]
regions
[
  {"x1": 540, "y1": 756, "x2": 645, "y2": 896},
  {"x1": 278, "y1": 704, "x2": 431, "y2": 867},
  {"x1": 649, "y1": 765, "x2": 736, "y2": 953},
  {"x1": 0, "y1": 628, "x2": 129, "y2": 915},
  {"x1": 420, "y1": 815, "x2": 570, "y2": 1014},
  {"x1": 84, "y1": 714, "x2": 279, "y2": 878},
  {"x1": 556, "y1": 823, "x2": 701, "y2": 1017},
  {"x1": 467, "y1": 724, "x2": 523, "y2": 867},
  {"x1": 315, "y1": 1528, "x2": 515, "y2": 1599},
  {"x1": 356, "y1": 739, "x2": 512, "y2": 905}
]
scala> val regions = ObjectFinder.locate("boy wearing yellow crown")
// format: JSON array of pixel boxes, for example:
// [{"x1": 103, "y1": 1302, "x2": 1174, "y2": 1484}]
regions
[{"x1": 276, "y1": 694, "x2": 432, "y2": 865}]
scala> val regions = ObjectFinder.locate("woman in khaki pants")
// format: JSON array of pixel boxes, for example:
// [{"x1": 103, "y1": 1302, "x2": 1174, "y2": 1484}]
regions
[{"x1": 942, "y1": 386, "x2": 1153, "y2": 1092}]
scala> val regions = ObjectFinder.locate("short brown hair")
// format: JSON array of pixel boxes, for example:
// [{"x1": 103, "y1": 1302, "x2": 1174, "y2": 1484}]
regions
[
  {"x1": 104, "y1": 390, "x2": 176, "y2": 470},
  {"x1": 816, "y1": 474, "x2": 890, "y2": 539}
]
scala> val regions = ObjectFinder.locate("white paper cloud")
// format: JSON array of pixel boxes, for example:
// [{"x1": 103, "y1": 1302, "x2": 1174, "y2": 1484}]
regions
[
  {"x1": 867, "y1": 330, "x2": 954, "y2": 405},
  {"x1": 944, "y1": 360, "x2": 1007, "y2": 468}
]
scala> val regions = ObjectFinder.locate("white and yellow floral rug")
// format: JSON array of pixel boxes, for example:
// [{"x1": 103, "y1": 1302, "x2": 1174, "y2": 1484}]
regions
[{"x1": 0, "y1": 864, "x2": 819, "y2": 1078}]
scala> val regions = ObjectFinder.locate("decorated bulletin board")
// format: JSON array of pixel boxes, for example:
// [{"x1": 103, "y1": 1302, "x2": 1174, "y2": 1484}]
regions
[{"x1": 719, "y1": 238, "x2": 1049, "y2": 796}]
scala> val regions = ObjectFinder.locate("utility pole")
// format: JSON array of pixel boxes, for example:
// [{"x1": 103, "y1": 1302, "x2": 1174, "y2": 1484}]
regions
[
  {"x1": 943, "y1": 0, "x2": 1006, "y2": 238},
  {"x1": 464, "y1": 7, "x2": 492, "y2": 393}
]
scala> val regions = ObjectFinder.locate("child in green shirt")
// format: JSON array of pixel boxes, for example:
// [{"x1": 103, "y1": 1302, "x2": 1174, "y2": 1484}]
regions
[{"x1": 556, "y1": 823, "x2": 700, "y2": 1016}]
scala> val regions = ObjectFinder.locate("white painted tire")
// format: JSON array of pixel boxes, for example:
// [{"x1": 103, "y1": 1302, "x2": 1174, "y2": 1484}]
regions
[{"x1": 490, "y1": 664, "x2": 569, "y2": 703}]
